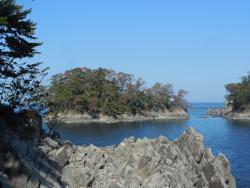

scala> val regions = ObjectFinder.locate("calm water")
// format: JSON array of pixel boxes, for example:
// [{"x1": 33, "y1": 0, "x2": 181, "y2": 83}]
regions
[{"x1": 53, "y1": 103, "x2": 250, "y2": 187}]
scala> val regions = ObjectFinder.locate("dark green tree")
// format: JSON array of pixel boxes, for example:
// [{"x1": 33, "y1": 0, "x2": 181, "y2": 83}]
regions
[
  {"x1": 225, "y1": 72, "x2": 250, "y2": 112},
  {"x1": 0, "y1": 0, "x2": 47, "y2": 108}
]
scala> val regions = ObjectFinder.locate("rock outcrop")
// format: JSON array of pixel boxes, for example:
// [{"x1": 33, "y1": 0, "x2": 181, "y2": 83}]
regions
[
  {"x1": 226, "y1": 112, "x2": 250, "y2": 120},
  {"x1": 206, "y1": 102, "x2": 250, "y2": 120},
  {"x1": 0, "y1": 116, "x2": 236, "y2": 188},
  {"x1": 207, "y1": 108, "x2": 250, "y2": 120},
  {"x1": 206, "y1": 108, "x2": 227, "y2": 118},
  {"x1": 65, "y1": 127, "x2": 235, "y2": 188},
  {"x1": 47, "y1": 108, "x2": 189, "y2": 124}
]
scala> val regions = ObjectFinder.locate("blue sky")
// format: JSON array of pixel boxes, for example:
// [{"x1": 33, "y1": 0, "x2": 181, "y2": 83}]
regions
[{"x1": 19, "y1": 0, "x2": 250, "y2": 102}]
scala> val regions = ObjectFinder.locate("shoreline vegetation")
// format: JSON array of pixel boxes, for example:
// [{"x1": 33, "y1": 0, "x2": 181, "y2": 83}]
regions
[
  {"x1": 207, "y1": 72, "x2": 250, "y2": 120},
  {"x1": 44, "y1": 67, "x2": 189, "y2": 124}
]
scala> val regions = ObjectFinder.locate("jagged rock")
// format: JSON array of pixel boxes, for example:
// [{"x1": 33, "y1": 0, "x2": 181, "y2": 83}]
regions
[
  {"x1": 64, "y1": 127, "x2": 236, "y2": 188},
  {"x1": 26, "y1": 178, "x2": 40, "y2": 188},
  {"x1": 48, "y1": 145, "x2": 69, "y2": 167},
  {"x1": 0, "y1": 123, "x2": 236, "y2": 188},
  {"x1": 38, "y1": 145, "x2": 52, "y2": 155},
  {"x1": 62, "y1": 165, "x2": 77, "y2": 188},
  {"x1": 42, "y1": 137, "x2": 61, "y2": 149}
]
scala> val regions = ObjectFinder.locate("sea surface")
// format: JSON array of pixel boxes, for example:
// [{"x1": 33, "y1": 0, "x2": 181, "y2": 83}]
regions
[{"x1": 53, "y1": 103, "x2": 250, "y2": 187}]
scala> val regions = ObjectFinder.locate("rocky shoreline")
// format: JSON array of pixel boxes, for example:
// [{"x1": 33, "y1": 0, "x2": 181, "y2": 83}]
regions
[
  {"x1": 46, "y1": 109, "x2": 189, "y2": 124},
  {"x1": 0, "y1": 110, "x2": 236, "y2": 188},
  {"x1": 207, "y1": 108, "x2": 250, "y2": 120}
]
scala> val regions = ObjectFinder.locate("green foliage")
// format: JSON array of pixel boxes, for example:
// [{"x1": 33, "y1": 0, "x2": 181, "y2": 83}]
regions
[
  {"x1": 45, "y1": 67, "x2": 188, "y2": 118},
  {"x1": 0, "y1": 0, "x2": 47, "y2": 109},
  {"x1": 225, "y1": 72, "x2": 250, "y2": 112}
]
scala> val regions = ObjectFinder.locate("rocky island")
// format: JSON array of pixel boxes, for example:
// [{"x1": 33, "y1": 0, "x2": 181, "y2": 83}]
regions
[
  {"x1": 207, "y1": 73, "x2": 250, "y2": 120},
  {"x1": 45, "y1": 68, "x2": 189, "y2": 124},
  {"x1": 0, "y1": 108, "x2": 235, "y2": 188}
]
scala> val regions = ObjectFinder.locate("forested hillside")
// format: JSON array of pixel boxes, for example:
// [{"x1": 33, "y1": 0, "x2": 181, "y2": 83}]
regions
[{"x1": 45, "y1": 67, "x2": 188, "y2": 118}]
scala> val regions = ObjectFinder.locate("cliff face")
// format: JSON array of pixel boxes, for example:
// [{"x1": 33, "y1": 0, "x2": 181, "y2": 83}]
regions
[
  {"x1": 47, "y1": 108, "x2": 189, "y2": 124},
  {"x1": 0, "y1": 113, "x2": 235, "y2": 188}
]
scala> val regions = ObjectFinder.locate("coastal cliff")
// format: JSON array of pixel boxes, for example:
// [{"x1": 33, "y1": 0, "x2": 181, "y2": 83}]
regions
[
  {"x1": 47, "y1": 108, "x2": 189, "y2": 124},
  {"x1": 0, "y1": 112, "x2": 235, "y2": 188}
]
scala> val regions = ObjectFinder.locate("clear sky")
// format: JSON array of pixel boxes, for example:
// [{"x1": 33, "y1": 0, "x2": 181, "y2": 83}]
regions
[{"x1": 19, "y1": 0, "x2": 250, "y2": 102}]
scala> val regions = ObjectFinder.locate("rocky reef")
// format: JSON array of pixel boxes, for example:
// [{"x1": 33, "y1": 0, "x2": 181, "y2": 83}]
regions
[
  {"x1": 0, "y1": 110, "x2": 235, "y2": 188},
  {"x1": 206, "y1": 108, "x2": 228, "y2": 118},
  {"x1": 207, "y1": 108, "x2": 250, "y2": 120},
  {"x1": 46, "y1": 108, "x2": 189, "y2": 124},
  {"x1": 206, "y1": 102, "x2": 250, "y2": 120}
]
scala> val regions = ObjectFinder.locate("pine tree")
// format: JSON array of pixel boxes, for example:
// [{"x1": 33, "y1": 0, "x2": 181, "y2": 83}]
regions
[{"x1": 0, "y1": 0, "x2": 47, "y2": 108}]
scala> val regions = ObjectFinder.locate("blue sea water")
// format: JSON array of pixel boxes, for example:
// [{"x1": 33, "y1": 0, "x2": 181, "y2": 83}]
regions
[{"x1": 54, "y1": 103, "x2": 250, "y2": 187}]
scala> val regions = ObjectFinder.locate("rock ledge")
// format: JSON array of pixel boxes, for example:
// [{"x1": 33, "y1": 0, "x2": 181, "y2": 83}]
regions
[
  {"x1": 207, "y1": 108, "x2": 250, "y2": 120},
  {"x1": 46, "y1": 109, "x2": 189, "y2": 124}
]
